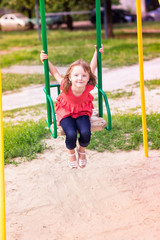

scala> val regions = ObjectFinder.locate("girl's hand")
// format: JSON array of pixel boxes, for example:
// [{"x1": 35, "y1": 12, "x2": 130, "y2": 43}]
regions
[
  {"x1": 99, "y1": 44, "x2": 104, "y2": 54},
  {"x1": 94, "y1": 44, "x2": 104, "y2": 54},
  {"x1": 40, "y1": 50, "x2": 48, "y2": 63}
]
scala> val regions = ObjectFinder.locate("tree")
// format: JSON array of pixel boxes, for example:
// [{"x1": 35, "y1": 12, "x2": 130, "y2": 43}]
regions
[
  {"x1": 105, "y1": 0, "x2": 114, "y2": 38},
  {"x1": 45, "y1": 0, "x2": 95, "y2": 30},
  {"x1": 45, "y1": 0, "x2": 115, "y2": 34},
  {"x1": 45, "y1": 0, "x2": 95, "y2": 12},
  {"x1": 0, "y1": 0, "x2": 35, "y2": 18},
  {"x1": 0, "y1": 0, "x2": 117, "y2": 34}
]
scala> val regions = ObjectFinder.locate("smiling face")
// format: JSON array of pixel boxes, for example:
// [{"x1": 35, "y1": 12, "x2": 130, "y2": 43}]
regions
[
  {"x1": 62, "y1": 59, "x2": 96, "y2": 94},
  {"x1": 70, "y1": 65, "x2": 90, "y2": 90}
]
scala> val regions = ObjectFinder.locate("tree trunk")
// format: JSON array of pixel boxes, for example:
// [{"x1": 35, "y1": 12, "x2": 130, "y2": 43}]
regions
[
  {"x1": 35, "y1": 0, "x2": 40, "y2": 39},
  {"x1": 105, "y1": 0, "x2": 114, "y2": 38},
  {"x1": 66, "y1": 15, "x2": 73, "y2": 30},
  {"x1": 63, "y1": 2, "x2": 73, "y2": 30},
  {"x1": 27, "y1": 9, "x2": 32, "y2": 19}
]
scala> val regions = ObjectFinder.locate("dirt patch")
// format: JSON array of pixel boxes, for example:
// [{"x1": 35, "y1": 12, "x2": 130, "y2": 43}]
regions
[
  {"x1": 5, "y1": 138, "x2": 160, "y2": 240},
  {"x1": 4, "y1": 85, "x2": 160, "y2": 240}
]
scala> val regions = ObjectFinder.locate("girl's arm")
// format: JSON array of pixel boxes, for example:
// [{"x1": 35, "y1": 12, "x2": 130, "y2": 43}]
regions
[
  {"x1": 40, "y1": 51, "x2": 63, "y2": 84},
  {"x1": 90, "y1": 45, "x2": 104, "y2": 74},
  {"x1": 48, "y1": 61, "x2": 63, "y2": 84}
]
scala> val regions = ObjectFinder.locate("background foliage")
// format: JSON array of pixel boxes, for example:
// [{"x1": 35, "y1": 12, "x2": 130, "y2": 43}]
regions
[{"x1": 0, "y1": 0, "x2": 120, "y2": 17}]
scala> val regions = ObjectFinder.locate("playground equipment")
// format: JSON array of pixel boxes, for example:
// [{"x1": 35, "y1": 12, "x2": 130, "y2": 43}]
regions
[
  {"x1": 0, "y1": 70, "x2": 6, "y2": 240},
  {"x1": 39, "y1": 0, "x2": 111, "y2": 139},
  {"x1": 2, "y1": 0, "x2": 159, "y2": 238},
  {"x1": 136, "y1": 0, "x2": 148, "y2": 157}
]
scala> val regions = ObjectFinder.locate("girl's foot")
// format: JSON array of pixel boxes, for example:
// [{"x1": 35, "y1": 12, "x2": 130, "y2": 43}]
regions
[
  {"x1": 78, "y1": 150, "x2": 87, "y2": 168},
  {"x1": 68, "y1": 152, "x2": 78, "y2": 169}
]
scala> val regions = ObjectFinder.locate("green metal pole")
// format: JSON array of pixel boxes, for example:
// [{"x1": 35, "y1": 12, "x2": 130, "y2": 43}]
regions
[
  {"x1": 96, "y1": 0, "x2": 103, "y2": 117},
  {"x1": 39, "y1": 0, "x2": 52, "y2": 126}
]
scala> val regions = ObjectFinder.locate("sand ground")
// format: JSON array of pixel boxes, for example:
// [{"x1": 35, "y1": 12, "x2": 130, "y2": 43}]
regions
[
  {"x1": 2, "y1": 58, "x2": 160, "y2": 240},
  {"x1": 5, "y1": 141, "x2": 160, "y2": 240}
]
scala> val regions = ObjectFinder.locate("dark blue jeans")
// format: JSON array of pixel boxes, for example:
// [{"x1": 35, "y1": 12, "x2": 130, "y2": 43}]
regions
[{"x1": 60, "y1": 115, "x2": 91, "y2": 150}]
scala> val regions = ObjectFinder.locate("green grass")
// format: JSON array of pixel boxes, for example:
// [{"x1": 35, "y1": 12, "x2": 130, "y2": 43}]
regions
[
  {"x1": 94, "y1": 89, "x2": 134, "y2": 101},
  {"x1": 88, "y1": 113, "x2": 160, "y2": 152},
  {"x1": 1, "y1": 22, "x2": 160, "y2": 68},
  {"x1": 1, "y1": 73, "x2": 48, "y2": 93},
  {"x1": 144, "y1": 79, "x2": 160, "y2": 90},
  {"x1": 3, "y1": 103, "x2": 46, "y2": 118},
  {"x1": 105, "y1": 89, "x2": 134, "y2": 99},
  {"x1": 4, "y1": 119, "x2": 50, "y2": 165},
  {"x1": 0, "y1": 48, "x2": 41, "y2": 67},
  {"x1": 3, "y1": 113, "x2": 160, "y2": 165},
  {"x1": 130, "y1": 79, "x2": 160, "y2": 90}
]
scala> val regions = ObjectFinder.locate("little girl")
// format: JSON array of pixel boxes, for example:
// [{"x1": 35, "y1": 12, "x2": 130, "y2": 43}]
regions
[{"x1": 40, "y1": 45, "x2": 103, "y2": 169}]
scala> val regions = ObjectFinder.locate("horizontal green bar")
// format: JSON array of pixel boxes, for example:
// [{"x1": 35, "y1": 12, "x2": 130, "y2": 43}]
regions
[{"x1": 50, "y1": 84, "x2": 60, "y2": 88}]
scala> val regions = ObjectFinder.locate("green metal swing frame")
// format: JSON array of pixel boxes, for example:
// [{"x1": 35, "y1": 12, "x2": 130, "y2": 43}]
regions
[{"x1": 39, "y1": 0, "x2": 111, "y2": 138}]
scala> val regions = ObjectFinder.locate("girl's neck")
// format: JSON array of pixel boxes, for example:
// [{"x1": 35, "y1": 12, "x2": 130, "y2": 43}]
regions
[{"x1": 71, "y1": 85, "x2": 86, "y2": 96}]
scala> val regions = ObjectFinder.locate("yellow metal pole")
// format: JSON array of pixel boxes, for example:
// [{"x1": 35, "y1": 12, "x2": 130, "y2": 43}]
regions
[
  {"x1": 136, "y1": 0, "x2": 148, "y2": 157},
  {"x1": 0, "y1": 70, "x2": 6, "y2": 240},
  {"x1": 158, "y1": 0, "x2": 160, "y2": 5}
]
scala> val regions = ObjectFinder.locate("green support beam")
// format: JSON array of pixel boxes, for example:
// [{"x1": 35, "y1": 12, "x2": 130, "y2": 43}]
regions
[
  {"x1": 39, "y1": 0, "x2": 52, "y2": 126},
  {"x1": 96, "y1": 0, "x2": 103, "y2": 117}
]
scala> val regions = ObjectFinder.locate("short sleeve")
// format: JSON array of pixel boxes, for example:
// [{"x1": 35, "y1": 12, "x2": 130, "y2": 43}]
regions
[{"x1": 86, "y1": 84, "x2": 94, "y2": 92}]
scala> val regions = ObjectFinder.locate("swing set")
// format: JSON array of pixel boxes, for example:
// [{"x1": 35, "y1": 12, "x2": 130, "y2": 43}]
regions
[
  {"x1": 39, "y1": 0, "x2": 111, "y2": 138},
  {"x1": 2, "y1": 0, "x2": 160, "y2": 239}
]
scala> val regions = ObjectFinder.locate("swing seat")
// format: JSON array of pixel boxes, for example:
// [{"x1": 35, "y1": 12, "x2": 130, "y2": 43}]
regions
[{"x1": 55, "y1": 113, "x2": 107, "y2": 136}]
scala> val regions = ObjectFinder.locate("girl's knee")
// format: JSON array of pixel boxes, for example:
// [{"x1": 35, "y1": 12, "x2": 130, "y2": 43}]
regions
[
  {"x1": 79, "y1": 130, "x2": 91, "y2": 141},
  {"x1": 66, "y1": 130, "x2": 77, "y2": 142}
]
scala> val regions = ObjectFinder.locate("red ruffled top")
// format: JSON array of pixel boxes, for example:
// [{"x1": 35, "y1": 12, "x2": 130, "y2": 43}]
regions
[{"x1": 55, "y1": 80, "x2": 94, "y2": 125}]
